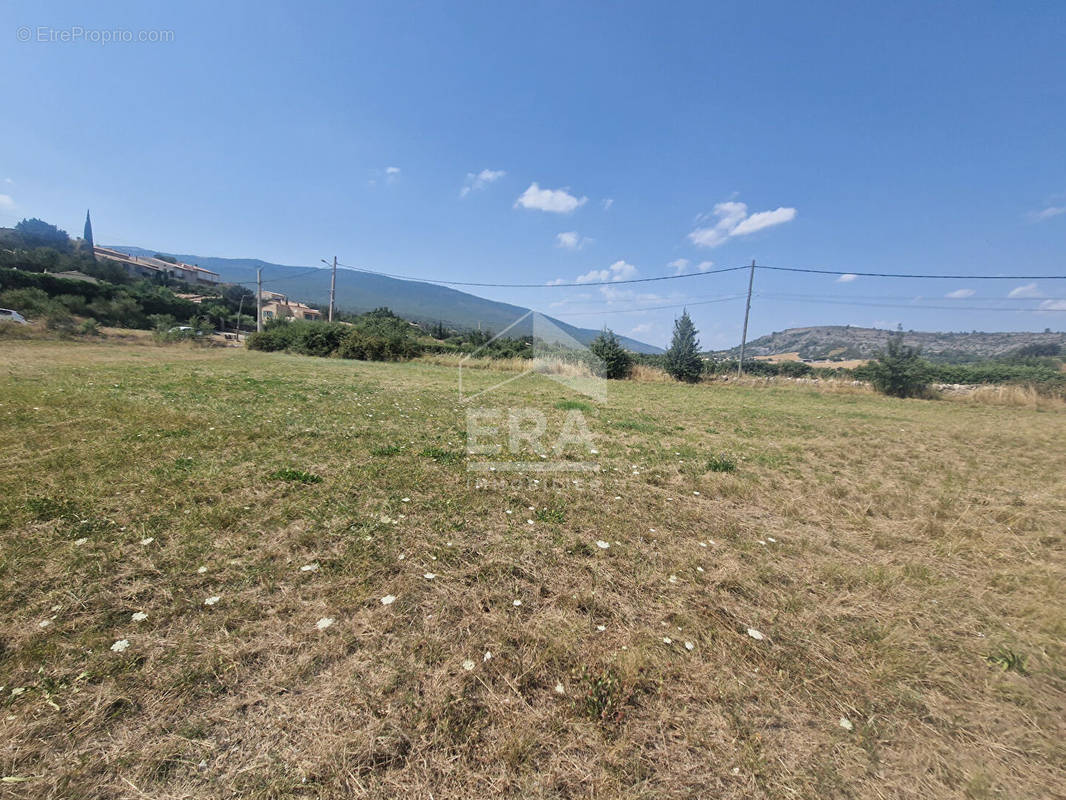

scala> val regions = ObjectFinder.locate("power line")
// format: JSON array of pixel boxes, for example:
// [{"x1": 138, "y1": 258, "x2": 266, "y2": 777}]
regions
[
  {"x1": 235, "y1": 259, "x2": 1066, "y2": 292},
  {"x1": 336, "y1": 260, "x2": 751, "y2": 288},
  {"x1": 551, "y1": 293, "x2": 748, "y2": 317},
  {"x1": 762, "y1": 295, "x2": 1060, "y2": 312},
  {"x1": 759, "y1": 265, "x2": 1066, "y2": 280}
]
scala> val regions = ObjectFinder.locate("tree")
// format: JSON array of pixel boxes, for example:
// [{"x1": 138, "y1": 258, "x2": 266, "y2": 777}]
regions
[
  {"x1": 589, "y1": 327, "x2": 633, "y2": 379},
  {"x1": 664, "y1": 310, "x2": 703, "y2": 382},
  {"x1": 15, "y1": 218, "x2": 71, "y2": 250},
  {"x1": 866, "y1": 332, "x2": 930, "y2": 398}
]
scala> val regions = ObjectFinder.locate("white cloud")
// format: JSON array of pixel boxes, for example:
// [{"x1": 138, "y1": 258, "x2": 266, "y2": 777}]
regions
[
  {"x1": 630, "y1": 323, "x2": 653, "y2": 334},
  {"x1": 0, "y1": 194, "x2": 14, "y2": 210},
  {"x1": 696, "y1": 260, "x2": 714, "y2": 273},
  {"x1": 1008, "y1": 282, "x2": 1042, "y2": 298},
  {"x1": 945, "y1": 288, "x2": 975, "y2": 298},
  {"x1": 602, "y1": 198, "x2": 614, "y2": 211},
  {"x1": 2, "y1": 178, "x2": 12, "y2": 185},
  {"x1": 573, "y1": 260, "x2": 638, "y2": 284},
  {"x1": 1030, "y1": 206, "x2": 1066, "y2": 222},
  {"x1": 460, "y1": 168, "x2": 506, "y2": 197},
  {"x1": 687, "y1": 200, "x2": 796, "y2": 248},
  {"x1": 1038, "y1": 299, "x2": 1066, "y2": 312},
  {"x1": 731, "y1": 207, "x2": 798, "y2": 236},
  {"x1": 515, "y1": 183, "x2": 587, "y2": 213},
  {"x1": 836, "y1": 273, "x2": 858, "y2": 283},
  {"x1": 668, "y1": 258, "x2": 690, "y2": 275},
  {"x1": 556, "y1": 231, "x2": 591, "y2": 250},
  {"x1": 385, "y1": 166, "x2": 401, "y2": 175}
]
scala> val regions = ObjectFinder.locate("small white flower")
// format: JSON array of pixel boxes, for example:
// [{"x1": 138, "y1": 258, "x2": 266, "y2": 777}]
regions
[
  {"x1": 614, "y1": 496, "x2": 622, "y2": 500},
  {"x1": 483, "y1": 651, "x2": 492, "y2": 662},
  {"x1": 381, "y1": 594, "x2": 396, "y2": 605},
  {"x1": 505, "y1": 510, "x2": 513, "y2": 515},
  {"x1": 300, "y1": 562, "x2": 319, "y2": 572},
  {"x1": 758, "y1": 540, "x2": 767, "y2": 546},
  {"x1": 131, "y1": 612, "x2": 148, "y2": 622},
  {"x1": 696, "y1": 566, "x2": 704, "y2": 573},
  {"x1": 699, "y1": 541, "x2": 707, "y2": 547},
  {"x1": 398, "y1": 553, "x2": 405, "y2": 560},
  {"x1": 74, "y1": 538, "x2": 88, "y2": 546},
  {"x1": 401, "y1": 497, "x2": 410, "y2": 502},
  {"x1": 111, "y1": 639, "x2": 130, "y2": 652},
  {"x1": 316, "y1": 617, "x2": 334, "y2": 630},
  {"x1": 423, "y1": 573, "x2": 436, "y2": 580},
  {"x1": 767, "y1": 536, "x2": 777, "y2": 543},
  {"x1": 596, "y1": 625, "x2": 606, "y2": 632},
  {"x1": 11, "y1": 687, "x2": 26, "y2": 696},
  {"x1": 527, "y1": 519, "x2": 534, "y2": 525},
  {"x1": 140, "y1": 537, "x2": 155, "y2": 546},
  {"x1": 693, "y1": 491, "x2": 700, "y2": 496},
  {"x1": 590, "y1": 449, "x2": 599, "y2": 455},
  {"x1": 554, "y1": 682, "x2": 566, "y2": 695},
  {"x1": 839, "y1": 717, "x2": 854, "y2": 731},
  {"x1": 596, "y1": 540, "x2": 610, "y2": 549},
  {"x1": 513, "y1": 600, "x2": 522, "y2": 607},
  {"x1": 38, "y1": 620, "x2": 51, "y2": 628},
  {"x1": 663, "y1": 637, "x2": 672, "y2": 644},
  {"x1": 462, "y1": 659, "x2": 475, "y2": 671},
  {"x1": 649, "y1": 528, "x2": 656, "y2": 533},
  {"x1": 746, "y1": 628, "x2": 765, "y2": 641},
  {"x1": 528, "y1": 506, "x2": 535, "y2": 511},
  {"x1": 197, "y1": 566, "x2": 207, "y2": 574},
  {"x1": 668, "y1": 575, "x2": 677, "y2": 583},
  {"x1": 204, "y1": 596, "x2": 220, "y2": 606},
  {"x1": 685, "y1": 641, "x2": 694, "y2": 651}
]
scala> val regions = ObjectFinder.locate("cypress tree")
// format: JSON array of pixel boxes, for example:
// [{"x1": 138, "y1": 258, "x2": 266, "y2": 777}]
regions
[
  {"x1": 589, "y1": 327, "x2": 633, "y2": 379},
  {"x1": 83, "y1": 209, "x2": 95, "y2": 254},
  {"x1": 664, "y1": 310, "x2": 703, "y2": 382}
]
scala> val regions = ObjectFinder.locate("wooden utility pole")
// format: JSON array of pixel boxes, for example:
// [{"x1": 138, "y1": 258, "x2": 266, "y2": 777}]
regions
[
  {"x1": 737, "y1": 259, "x2": 756, "y2": 377},
  {"x1": 329, "y1": 255, "x2": 337, "y2": 322},
  {"x1": 256, "y1": 268, "x2": 263, "y2": 332}
]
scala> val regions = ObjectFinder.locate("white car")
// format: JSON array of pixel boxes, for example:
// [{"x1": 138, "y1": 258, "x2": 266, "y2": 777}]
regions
[{"x1": 0, "y1": 308, "x2": 28, "y2": 324}]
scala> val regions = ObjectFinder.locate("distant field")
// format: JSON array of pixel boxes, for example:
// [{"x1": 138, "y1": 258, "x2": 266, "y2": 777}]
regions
[
  {"x1": 1, "y1": 340, "x2": 1064, "y2": 799},
  {"x1": 754, "y1": 351, "x2": 870, "y2": 369}
]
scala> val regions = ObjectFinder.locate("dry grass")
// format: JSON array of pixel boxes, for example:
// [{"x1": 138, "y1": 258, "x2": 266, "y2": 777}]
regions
[
  {"x1": 1, "y1": 340, "x2": 1064, "y2": 799},
  {"x1": 939, "y1": 383, "x2": 1066, "y2": 410},
  {"x1": 629, "y1": 363, "x2": 672, "y2": 382}
]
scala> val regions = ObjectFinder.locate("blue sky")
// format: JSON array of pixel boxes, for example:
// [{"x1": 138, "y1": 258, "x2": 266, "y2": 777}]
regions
[{"x1": 2, "y1": 0, "x2": 1064, "y2": 348}]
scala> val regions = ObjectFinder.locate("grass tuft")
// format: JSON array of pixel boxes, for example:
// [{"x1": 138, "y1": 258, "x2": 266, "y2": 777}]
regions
[{"x1": 268, "y1": 467, "x2": 323, "y2": 484}]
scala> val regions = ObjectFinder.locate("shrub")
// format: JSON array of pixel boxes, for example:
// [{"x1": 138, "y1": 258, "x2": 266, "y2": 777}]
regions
[
  {"x1": 589, "y1": 328, "x2": 633, "y2": 379},
  {"x1": 337, "y1": 328, "x2": 421, "y2": 361},
  {"x1": 0, "y1": 287, "x2": 57, "y2": 318},
  {"x1": 863, "y1": 333, "x2": 931, "y2": 398},
  {"x1": 78, "y1": 319, "x2": 101, "y2": 336}
]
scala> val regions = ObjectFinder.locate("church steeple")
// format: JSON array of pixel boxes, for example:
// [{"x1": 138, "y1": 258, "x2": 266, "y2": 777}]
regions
[{"x1": 83, "y1": 209, "x2": 94, "y2": 251}]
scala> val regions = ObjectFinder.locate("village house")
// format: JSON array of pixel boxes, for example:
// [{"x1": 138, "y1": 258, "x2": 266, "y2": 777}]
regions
[
  {"x1": 94, "y1": 247, "x2": 221, "y2": 285},
  {"x1": 260, "y1": 293, "x2": 322, "y2": 322}
]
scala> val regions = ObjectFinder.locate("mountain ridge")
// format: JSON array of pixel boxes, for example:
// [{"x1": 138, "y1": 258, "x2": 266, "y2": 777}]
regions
[
  {"x1": 104, "y1": 246, "x2": 664, "y2": 354},
  {"x1": 711, "y1": 325, "x2": 1066, "y2": 363}
]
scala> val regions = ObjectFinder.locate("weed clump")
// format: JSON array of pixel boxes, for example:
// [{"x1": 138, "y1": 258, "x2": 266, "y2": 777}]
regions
[
  {"x1": 707, "y1": 454, "x2": 737, "y2": 472},
  {"x1": 269, "y1": 467, "x2": 323, "y2": 484}
]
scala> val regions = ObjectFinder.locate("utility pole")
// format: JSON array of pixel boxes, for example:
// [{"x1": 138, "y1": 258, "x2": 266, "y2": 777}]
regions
[
  {"x1": 256, "y1": 268, "x2": 263, "y2": 332},
  {"x1": 737, "y1": 259, "x2": 756, "y2": 377},
  {"x1": 329, "y1": 255, "x2": 337, "y2": 322}
]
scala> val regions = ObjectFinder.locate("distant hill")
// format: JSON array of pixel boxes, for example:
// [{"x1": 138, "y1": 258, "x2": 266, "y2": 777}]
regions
[
  {"x1": 104, "y1": 246, "x2": 663, "y2": 354},
  {"x1": 711, "y1": 325, "x2": 1066, "y2": 363}
]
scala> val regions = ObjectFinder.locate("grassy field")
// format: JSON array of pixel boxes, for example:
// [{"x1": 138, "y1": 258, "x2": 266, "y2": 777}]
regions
[{"x1": 1, "y1": 340, "x2": 1064, "y2": 799}]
